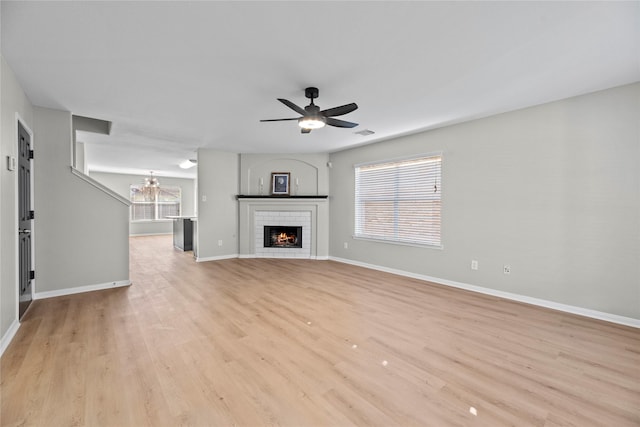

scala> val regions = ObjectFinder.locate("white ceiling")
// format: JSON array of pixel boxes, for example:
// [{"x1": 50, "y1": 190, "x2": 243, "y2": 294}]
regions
[{"x1": 2, "y1": 1, "x2": 639, "y2": 179}]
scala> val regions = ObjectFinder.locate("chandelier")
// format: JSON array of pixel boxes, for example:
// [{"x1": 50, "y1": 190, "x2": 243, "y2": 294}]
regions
[{"x1": 142, "y1": 171, "x2": 160, "y2": 201}]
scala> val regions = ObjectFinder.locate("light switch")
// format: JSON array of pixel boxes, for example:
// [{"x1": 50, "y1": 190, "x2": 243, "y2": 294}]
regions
[{"x1": 7, "y1": 156, "x2": 16, "y2": 171}]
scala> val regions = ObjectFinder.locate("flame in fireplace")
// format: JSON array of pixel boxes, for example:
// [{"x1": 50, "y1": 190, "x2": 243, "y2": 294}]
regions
[
  {"x1": 265, "y1": 226, "x2": 302, "y2": 248},
  {"x1": 277, "y1": 232, "x2": 299, "y2": 245},
  {"x1": 277, "y1": 232, "x2": 289, "y2": 244}
]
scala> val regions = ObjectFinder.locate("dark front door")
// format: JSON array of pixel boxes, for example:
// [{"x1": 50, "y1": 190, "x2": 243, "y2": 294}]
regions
[{"x1": 18, "y1": 121, "x2": 33, "y2": 319}]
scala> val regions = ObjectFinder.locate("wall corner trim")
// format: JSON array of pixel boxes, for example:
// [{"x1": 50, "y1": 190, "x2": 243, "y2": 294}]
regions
[
  {"x1": 34, "y1": 279, "x2": 131, "y2": 300},
  {"x1": 0, "y1": 320, "x2": 21, "y2": 357},
  {"x1": 329, "y1": 257, "x2": 640, "y2": 328}
]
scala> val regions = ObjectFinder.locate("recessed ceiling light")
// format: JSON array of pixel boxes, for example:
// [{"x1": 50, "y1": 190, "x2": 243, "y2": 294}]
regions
[
  {"x1": 355, "y1": 129, "x2": 375, "y2": 136},
  {"x1": 179, "y1": 159, "x2": 197, "y2": 169}
]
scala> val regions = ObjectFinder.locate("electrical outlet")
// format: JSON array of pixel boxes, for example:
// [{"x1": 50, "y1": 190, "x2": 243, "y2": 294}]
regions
[
  {"x1": 471, "y1": 260, "x2": 478, "y2": 270},
  {"x1": 218, "y1": 240, "x2": 223, "y2": 246},
  {"x1": 503, "y1": 265, "x2": 511, "y2": 275},
  {"x1": 202, "y1": 195, "x2": 207, "y2": 202},
  {"x1": 344, "y1": 242, "x2": 348, "y2": 249}
]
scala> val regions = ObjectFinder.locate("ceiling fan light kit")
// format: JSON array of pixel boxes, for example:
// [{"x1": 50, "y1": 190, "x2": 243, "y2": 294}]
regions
[
  {"x1": 298, "y1": 116, "x2": 326, "y2": 130},
  {"x1": 261, "y1": 87, "x2": 358, "y2": 134}
]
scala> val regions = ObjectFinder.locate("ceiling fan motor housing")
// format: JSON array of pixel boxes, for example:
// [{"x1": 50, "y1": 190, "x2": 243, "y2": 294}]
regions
[{"x1": 305, "y1": 104, "x2": 320, "y2": 114}]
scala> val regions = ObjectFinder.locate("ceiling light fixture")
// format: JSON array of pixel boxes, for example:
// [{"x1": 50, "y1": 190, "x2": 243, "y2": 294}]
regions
[
  {"x1": 298, "y1": 116, "x2": 326, "y2": 130},
  {"x1": 179, "y1": 159, "x2": 197, "y2": 169},
  {"x1": 142, "y1": 171, "x2": 160, "y2": 201},
  {"x1": 144, "y1": 171, "x2": 160, "y2": 188}
]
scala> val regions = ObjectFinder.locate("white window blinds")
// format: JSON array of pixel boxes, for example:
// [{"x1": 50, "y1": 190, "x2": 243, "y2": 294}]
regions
[
  {"x1": 130, "y1": 185, "x2": 181, "y2": 221},
  {"x1": 355, "y1": 154, "x2": 442, "y2": 247}
]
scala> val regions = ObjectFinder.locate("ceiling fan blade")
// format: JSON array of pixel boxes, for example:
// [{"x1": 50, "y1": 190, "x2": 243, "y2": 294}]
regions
[
  {"x1": 326, "y1": 117, "x2": 358, "y2": 128},
  {"x1": 320, "y1": 102, "x2": 358, "y2": 117},
  {"x1": 301, "y1": 128, "x2": 311, "y2": 134},
  {"x1": 260, "y1": 118, "x2": 299, "y2": 122},
  {"x1": 278, "y1": 98, "x2": 307, "y2": 116}
]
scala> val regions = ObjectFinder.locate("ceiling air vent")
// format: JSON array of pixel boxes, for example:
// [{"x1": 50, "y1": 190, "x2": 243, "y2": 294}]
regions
[{"x1": 354, "y1": 129, "x2": 375, "y2": 136}]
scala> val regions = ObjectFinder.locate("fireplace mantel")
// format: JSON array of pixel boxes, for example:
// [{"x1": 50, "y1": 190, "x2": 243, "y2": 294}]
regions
[{"x1": 236, "y1": 195, "x2": 328, "y2": 199}]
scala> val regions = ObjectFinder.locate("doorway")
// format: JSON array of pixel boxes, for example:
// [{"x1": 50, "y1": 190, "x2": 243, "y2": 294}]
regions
[{"x1": 18, "y1": 120, "x2": 34, "y2": 319}]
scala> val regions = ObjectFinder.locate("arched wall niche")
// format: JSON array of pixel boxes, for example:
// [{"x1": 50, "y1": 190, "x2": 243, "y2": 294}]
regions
[{"x1": 240, "y1": 154, "x2": 330, "y2": 196}]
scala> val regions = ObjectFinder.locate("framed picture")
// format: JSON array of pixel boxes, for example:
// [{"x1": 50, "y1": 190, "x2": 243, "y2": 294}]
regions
[{"x1": 271, "y1": 172, "x2": 290, "y2": 195}]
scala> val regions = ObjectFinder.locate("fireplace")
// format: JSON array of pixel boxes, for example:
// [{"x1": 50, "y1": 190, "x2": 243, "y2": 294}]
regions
[
  {"x1": 264, "y1": 226, "x2": 303, "y2": 248},
  {"x1": 239, "y1": 203, "x2": 322, "y2": 259}
]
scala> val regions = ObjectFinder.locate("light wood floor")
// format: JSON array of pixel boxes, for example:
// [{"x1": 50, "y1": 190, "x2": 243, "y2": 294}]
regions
[{"x1": 1, "y1": 235, "x2": 639, "y2": 426}]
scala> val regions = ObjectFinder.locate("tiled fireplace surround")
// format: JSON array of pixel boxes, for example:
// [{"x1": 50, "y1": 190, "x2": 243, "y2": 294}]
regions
[
  {"x1": 238, "y1": 197, "x2": 329, "y2": 259},
  {"x1": 255, "y1": 211, "x2": 311, "y2": 257}
]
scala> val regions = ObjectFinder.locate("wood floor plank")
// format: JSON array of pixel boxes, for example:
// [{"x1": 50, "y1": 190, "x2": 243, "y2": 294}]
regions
[{"x1": 1, "y1": 235, "x2": 639, "y2": 426}]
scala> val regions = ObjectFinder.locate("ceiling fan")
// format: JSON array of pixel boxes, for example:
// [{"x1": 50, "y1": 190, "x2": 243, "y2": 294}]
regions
[{"x1": 260, "y1": 87, "x2": 358, "y2": 134}]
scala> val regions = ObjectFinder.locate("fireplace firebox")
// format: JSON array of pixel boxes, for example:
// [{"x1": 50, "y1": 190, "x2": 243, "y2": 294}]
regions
[{"x1": 264, "y1": 226, "x2": 303, "y2": 248}]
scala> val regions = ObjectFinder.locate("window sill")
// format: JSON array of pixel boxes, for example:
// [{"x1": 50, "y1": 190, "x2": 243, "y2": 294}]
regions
[{"x1": 353, "y1": 235, "x2": 443, "y2": 250}]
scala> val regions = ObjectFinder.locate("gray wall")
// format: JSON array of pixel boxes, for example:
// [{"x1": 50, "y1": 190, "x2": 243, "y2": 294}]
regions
[
  {"x1": 33, "y1": 107, "x2": 129, "y2": 293},
  {"x1": 90, "y1": 171, "x2": 196, "y2": 236},
  {"x1": 240, "y1": 153, "x2": 330, "y2": 196},
  {"x1": 329, "y1": 83, "x2": 640, "y2": 319},
  {"x1": 197, "y1": 149, "x2": 239, "y2": 259},
  {"x1": 1, "y1": 56, "x2": 34, "y2": 340}
]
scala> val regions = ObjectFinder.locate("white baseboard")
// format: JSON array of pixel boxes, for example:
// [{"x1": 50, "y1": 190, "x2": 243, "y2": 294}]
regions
[
  {"x1": 129, "y1": 232, "x2": 172, "y2": 237},
  {"x1": 0, "y1": 319, "x2": 20, "y2": 357},
  {"x1": 196, "y1": 254, "x2": 240, "y2": 262},
  {"x1": 34, "y1": 279, "x2": 131, "y2": 300},
  {"x1": 236, "y1": 254, "x2": 329, "y2": 260},
  {"x1": 330, "y1": 257, "x2": 640, "y2": 328}
]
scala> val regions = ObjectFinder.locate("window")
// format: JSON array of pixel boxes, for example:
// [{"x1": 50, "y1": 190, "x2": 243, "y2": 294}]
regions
[
  {"x1": 355, "y1": 154, "x2": 442, "y2": 247},
  {"x1": 130, "y1": 185, "x2": 181, "y2": 221}
]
